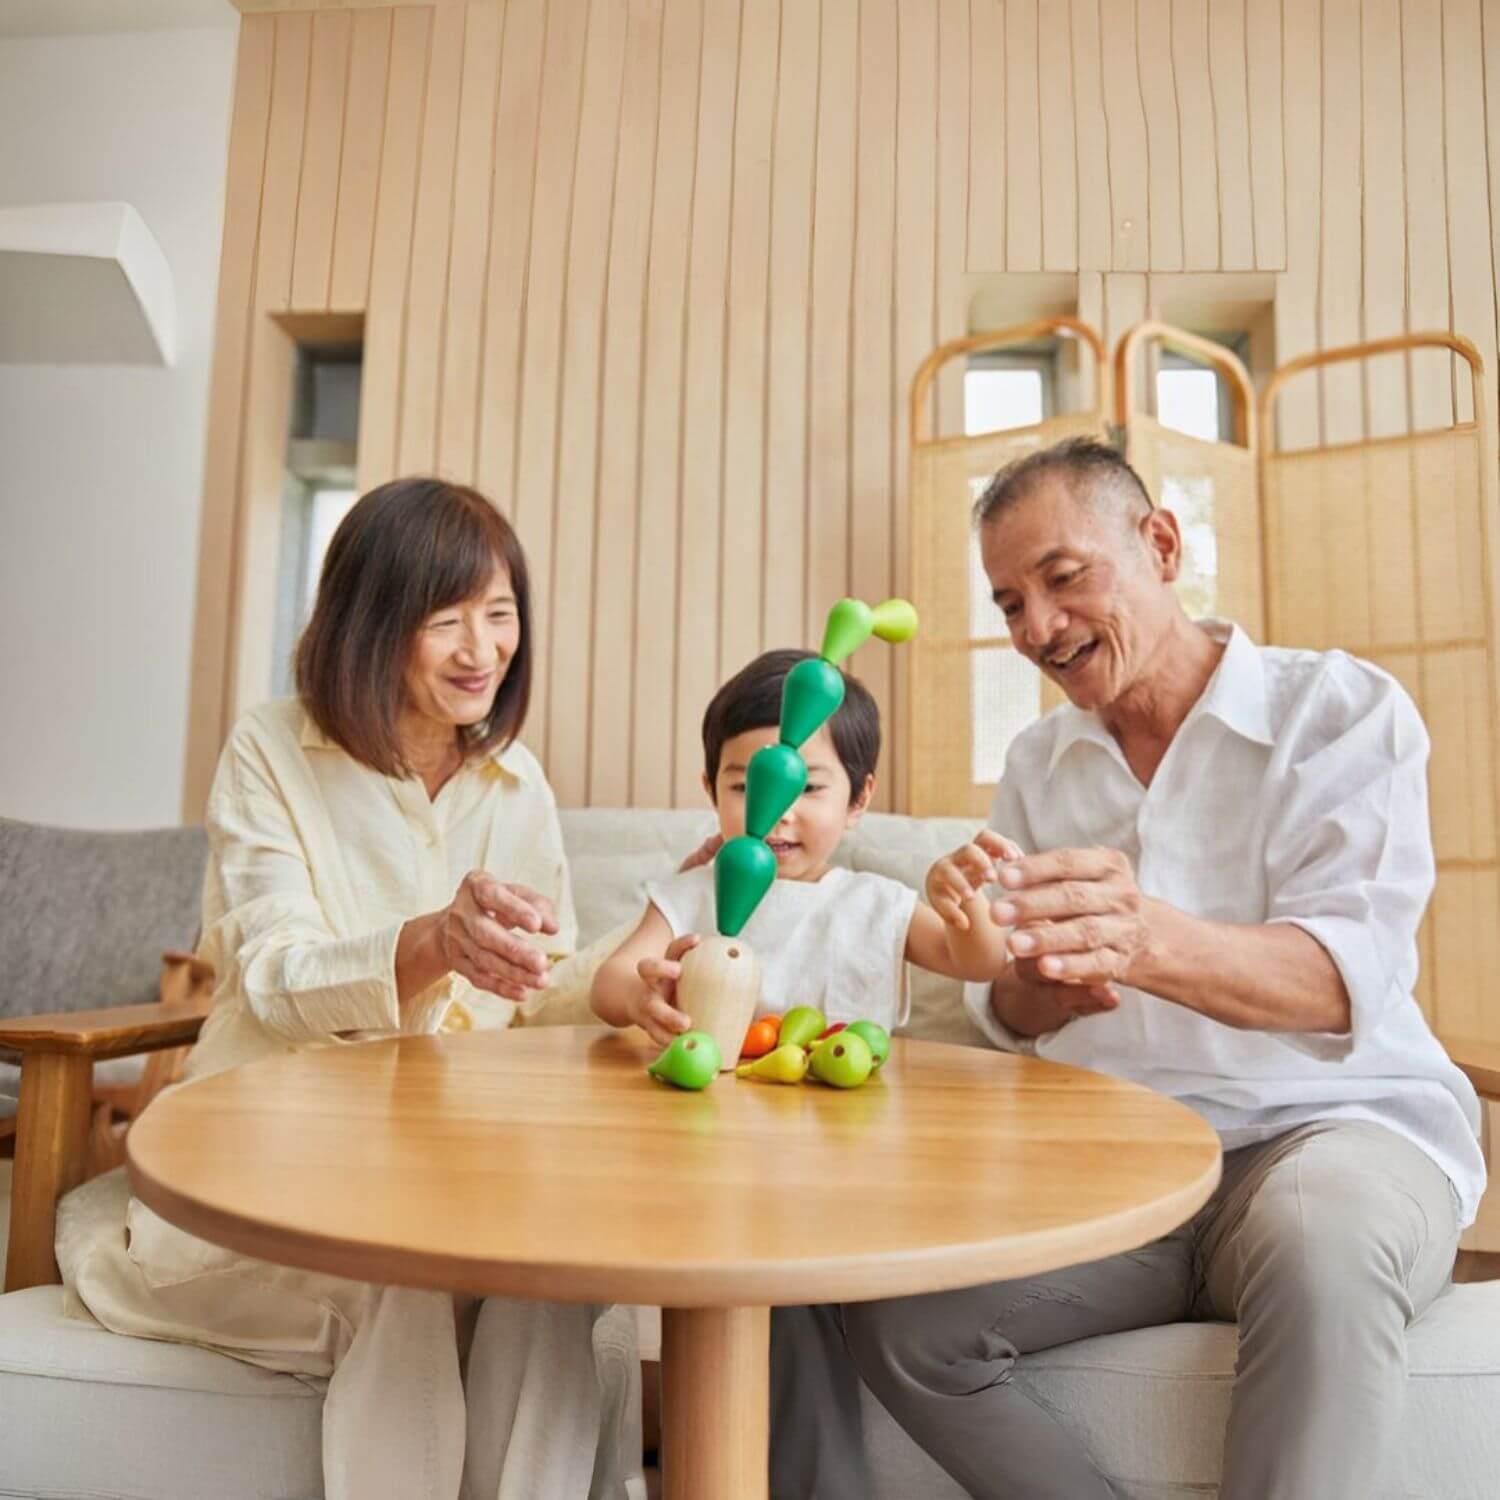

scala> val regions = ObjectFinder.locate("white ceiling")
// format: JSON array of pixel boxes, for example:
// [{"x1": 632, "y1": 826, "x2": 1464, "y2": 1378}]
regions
[{"x1": 0, "y1": 0, "x2": 234, "y2": 37}]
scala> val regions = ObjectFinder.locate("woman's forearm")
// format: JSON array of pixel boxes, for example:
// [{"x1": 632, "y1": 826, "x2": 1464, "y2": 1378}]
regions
[
  {"x1": 1129, "y1": 900, "x2": 1351, "y2": 1033},
  {"x1": 395, "y1": 912, "x2": 451, "y2": 1003}
]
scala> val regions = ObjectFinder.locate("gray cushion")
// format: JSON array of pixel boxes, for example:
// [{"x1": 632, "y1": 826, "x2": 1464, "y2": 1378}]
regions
[
  {"x1": 863, "y1": 1281, "x2": 1500, "y2": 1500},
  {"x1": 0, "y1": 1285, "x2": 324, "y2": 1500},
  {"x1": 0, "y1": 817, "x2": 207, "y2": 1017}
]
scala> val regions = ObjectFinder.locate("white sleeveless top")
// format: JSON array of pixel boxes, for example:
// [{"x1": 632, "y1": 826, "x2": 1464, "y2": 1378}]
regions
[{"x1": 644, "y1": 864, "x2": 918, "y2": 1032}]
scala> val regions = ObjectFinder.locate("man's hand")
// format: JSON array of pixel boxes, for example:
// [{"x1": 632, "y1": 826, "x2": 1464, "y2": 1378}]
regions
[
  {"x1": 989, "y1": 846, "x2": 1153, "y2": 988},
  {"x1": 631, "y1": 934, "x2": 701, "y2": 1047},
  {"x1": 992, "y1": 957, "x2": 1120, "y2": 1038},
  {"x1": 926, "y1": 830, "x2": 1024, "y2": 930}
]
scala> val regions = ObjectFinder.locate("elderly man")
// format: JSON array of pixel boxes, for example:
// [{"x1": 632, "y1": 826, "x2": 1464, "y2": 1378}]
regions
[{"x1": 773, "y1": 437, "x2": 1486, "y2": 1500}]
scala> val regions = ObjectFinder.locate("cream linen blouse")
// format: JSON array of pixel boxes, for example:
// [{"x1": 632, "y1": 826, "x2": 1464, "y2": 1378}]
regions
[{"x1": 183, "y1": 696, "x2": 578, "y2": 1083}]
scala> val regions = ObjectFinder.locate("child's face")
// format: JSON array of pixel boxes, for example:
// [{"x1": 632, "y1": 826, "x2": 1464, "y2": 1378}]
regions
[{"x1": 705, "y1": 724, "x2": 873, "y2": 881}]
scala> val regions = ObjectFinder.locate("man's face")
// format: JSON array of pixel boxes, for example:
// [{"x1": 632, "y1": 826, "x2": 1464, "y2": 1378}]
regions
[{"x1": 979, "y1": 476, "x2": 1180, "y2": 713}]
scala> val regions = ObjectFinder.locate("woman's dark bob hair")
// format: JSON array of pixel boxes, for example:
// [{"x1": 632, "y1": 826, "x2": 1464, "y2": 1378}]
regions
[{"x1": 294, "y1": 477, "x2": 532, "y2": 777}]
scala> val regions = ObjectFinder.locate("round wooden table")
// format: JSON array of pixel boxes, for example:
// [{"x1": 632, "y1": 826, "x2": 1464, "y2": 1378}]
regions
[{"x1": 127, "y1": 1025, "x2": 1221, "y2": 1499}]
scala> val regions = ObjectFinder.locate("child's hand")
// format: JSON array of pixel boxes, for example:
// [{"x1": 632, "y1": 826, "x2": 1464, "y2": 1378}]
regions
[
  {"x1": 926, "y1": 831, "x2": 1024, "y2": 931},
  {"x1": 632, "y1": 933, "x2": 701, "y2": 1047}
]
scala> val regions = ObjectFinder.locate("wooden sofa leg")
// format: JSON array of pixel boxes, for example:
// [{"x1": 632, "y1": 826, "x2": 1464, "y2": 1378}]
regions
[{"x1": 6, "y1": 1052, "x2": 93, "y2": 1292}]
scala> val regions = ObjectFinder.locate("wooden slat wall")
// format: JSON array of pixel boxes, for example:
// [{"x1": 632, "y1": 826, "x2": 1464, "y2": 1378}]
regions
[{"x1": 190, "y1": 0, "x2": 1500, "y2": 822}]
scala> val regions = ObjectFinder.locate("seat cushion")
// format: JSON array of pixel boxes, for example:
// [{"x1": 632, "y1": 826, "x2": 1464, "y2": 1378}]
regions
[
  {"x1": 863, "y1": 1281, "x2": 1500, "y2": 1500},
  {"x1": 0, "y1": 1285, "x2": 324, "y2": 1500}
]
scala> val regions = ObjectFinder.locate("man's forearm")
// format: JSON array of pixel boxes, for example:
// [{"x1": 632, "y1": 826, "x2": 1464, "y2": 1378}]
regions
[{"x1": 1128, "y1": 900, "x2": 1351, "y2": 1033}]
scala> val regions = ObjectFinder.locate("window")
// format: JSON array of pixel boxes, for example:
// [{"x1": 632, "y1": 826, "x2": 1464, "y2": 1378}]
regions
[
  {"x1": 271, "y1": 345, "x2": 362, "y2": 694},
  {"x1": 963, "y1": 348, "x2": 1057, "y2": 437},
  {"x1": 1154, "y1": 333, "x2": 1248, "y2": 444}
]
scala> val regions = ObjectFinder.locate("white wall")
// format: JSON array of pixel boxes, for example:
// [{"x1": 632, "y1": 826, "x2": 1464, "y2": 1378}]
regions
[{"x1": 0, "y1": 22, "x2": 235, "y2": 828}]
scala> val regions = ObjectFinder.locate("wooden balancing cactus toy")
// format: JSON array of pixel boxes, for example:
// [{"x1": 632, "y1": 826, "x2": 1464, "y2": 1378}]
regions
[{"x1": 648, "y1": 596, "x2": 918, "y2": 1088}]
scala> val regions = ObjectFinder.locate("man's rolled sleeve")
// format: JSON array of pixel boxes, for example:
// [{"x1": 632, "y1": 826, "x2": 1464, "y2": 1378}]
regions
[{"x1": 1262, "y1": 665, "x2": 1435, "y2": 1056}]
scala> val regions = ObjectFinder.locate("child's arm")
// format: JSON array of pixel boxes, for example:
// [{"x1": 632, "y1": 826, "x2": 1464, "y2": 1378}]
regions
[
  {"x1": 905, "y1": 831, "x2": 1024, "y2": 980},
  {"x1": 589, "y1": 903, "x2": 701, "y2": 1047}
]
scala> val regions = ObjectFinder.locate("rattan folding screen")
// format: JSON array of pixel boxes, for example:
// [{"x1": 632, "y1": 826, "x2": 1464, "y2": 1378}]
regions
[
  {"x1": 1260, "y1": 335, "x2": 1500, "y2": 1040},
  {"x1": 1116, "y1": 322, "x2": 1264, "y2": 640},
  {"x1": 906, "y1": 319, "x2": 1111, "y2": 816}
]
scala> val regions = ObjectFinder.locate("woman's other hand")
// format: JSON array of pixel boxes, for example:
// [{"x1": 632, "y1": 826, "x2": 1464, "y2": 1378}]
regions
[{"x1": 678, "y1": 833, "x2": 723, "y2": 873}]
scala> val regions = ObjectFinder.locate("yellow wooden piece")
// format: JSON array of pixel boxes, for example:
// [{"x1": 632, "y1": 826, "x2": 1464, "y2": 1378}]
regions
[{"x1": 675, "y1": 937, "x2": 762, "y2": 1071}]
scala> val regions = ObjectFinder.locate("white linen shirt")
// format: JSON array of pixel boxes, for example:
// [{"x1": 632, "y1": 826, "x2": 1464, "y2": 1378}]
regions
[
  {"x1": 964, "y1": 621, "x2": 1487, "y2": 1224},
  {"x1": 184, "y1": 697, "x2": 577, "y2": 1083}
]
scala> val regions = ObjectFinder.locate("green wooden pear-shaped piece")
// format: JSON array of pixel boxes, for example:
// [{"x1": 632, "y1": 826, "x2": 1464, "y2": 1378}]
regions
[
  {"x1": 819, "y1": 597, "x2": 874, "y2": 665},
  {"x1": 746, "y1": 743, "x2": 807, "y2": 838},
  {"x1": 779, "y1": 657, "x2": 845, "y2": 750},
  {"x1": 870, "y1": 597, "x2": 919, "y2": 643},
  {"x1": 715, "y1": 835, "x2": 777, "y2": 936}
]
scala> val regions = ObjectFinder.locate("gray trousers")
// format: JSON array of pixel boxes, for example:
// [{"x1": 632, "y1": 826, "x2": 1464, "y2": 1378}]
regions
[{"x1": 769, "y1": 1120, "x2": 1461, "y2": 1500}]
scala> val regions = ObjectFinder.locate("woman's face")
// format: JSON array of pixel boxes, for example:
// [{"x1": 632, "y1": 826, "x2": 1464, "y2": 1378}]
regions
[{"x1": 402, "y1": 563, "x2": 520, "y2": 731}]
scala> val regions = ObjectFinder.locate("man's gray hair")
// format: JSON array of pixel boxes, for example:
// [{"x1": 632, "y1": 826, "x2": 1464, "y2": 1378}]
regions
[{"x1": 972, "y1": 436, "x2": 1156, "y2": 530}]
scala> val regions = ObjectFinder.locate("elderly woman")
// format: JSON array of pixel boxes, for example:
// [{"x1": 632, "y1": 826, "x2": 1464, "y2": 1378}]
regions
[{"x1": 58, "y1": 479, "x2": 640, "y2": 1500}]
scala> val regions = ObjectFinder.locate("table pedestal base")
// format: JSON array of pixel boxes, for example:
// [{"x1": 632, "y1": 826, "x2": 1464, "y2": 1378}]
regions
[{"x1": 660, "y1": 1306, "x2": 769, "y2": 1500}]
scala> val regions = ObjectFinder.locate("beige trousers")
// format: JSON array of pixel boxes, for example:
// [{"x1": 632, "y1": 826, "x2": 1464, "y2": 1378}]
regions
[{"x1": 774, "y1": 1120, "x2": 1461, "y2": 1500}]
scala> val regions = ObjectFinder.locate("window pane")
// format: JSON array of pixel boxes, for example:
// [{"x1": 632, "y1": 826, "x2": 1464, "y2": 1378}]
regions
[
  {"x1": 302, "y1": 488, "x2": 357, "y2": 618},
  {"x1": 1156, "y1": 367, "x2": 1221, "y2": 442},
  {"x1": 971, "y1": 647, "x2": 1043, "y2": 784},
  {"x1": 964, "y1": 368, "x2": 1044, "y2": 436}
]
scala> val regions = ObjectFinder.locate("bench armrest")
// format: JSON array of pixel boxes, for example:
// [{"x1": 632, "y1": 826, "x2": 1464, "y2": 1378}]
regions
[
  {"x1": 1441, "y1": 1035, "x2": 1500, "y2": 1104},
  {"x1": 2, "y1": 1006, "x2": 208, "y2": 1293}
]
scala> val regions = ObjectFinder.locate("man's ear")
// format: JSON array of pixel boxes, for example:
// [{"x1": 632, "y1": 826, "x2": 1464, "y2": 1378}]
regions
[
  {"x1": 1140, "y1": 507, "x2": 1183, "y2": 584},
  {"x1": 701, "y1": 770, "x2": 717, "y2": 806},
  {"x1": 845, "y1": 773, "x2": 876, "y2": 826}
]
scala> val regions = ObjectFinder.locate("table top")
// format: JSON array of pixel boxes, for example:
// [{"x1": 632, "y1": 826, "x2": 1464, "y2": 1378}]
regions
[{"x1": 127, "y1": 1026, "x2": 1222, "y2": 1306}]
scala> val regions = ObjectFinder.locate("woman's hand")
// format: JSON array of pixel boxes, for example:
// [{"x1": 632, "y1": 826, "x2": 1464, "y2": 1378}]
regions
[
  {"x1": 630, "y1": 934, "x2": 701, "y2": 1047},
  {"x1": 926, "y1": 830, "x2": 1024, "y2": 930},
  {"x1": 678, "y1": 833, "x2": 723, "y2": 873},
  {"x1": 437, "y1": 871, "x2": 559, "y2": 1002}
]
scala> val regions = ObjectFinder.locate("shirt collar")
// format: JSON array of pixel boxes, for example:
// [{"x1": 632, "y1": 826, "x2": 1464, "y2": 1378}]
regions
[
  {"x1": 1043, "y1": 619, "x2": 1273, "y2": 778},
  {"x1": 298, "y1": 708, "x2": 527, "y2": 782}
]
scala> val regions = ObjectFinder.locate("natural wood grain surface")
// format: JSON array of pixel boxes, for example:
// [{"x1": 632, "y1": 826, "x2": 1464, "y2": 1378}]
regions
[
  {"x1": 1443, "y1": 1036, "x2": 1500, "y2": 1102},
  {"x1": 128, "y1": 1026, "x2": 1220, "y2": 1307},
  {"x1": 6, "y1": 1053, "x2": 92, "y2": 1290},
  {"x1": 0, "y1": 1006, "x2": 205, "y2": 1060}
]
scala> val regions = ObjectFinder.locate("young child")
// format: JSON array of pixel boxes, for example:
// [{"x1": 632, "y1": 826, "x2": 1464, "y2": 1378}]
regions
[{"x1": 592, "y1": 649, "x2": 1020, "y2": 1044}]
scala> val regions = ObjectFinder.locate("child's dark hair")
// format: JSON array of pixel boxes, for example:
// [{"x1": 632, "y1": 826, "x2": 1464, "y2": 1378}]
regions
[{"x1": 702, "y1": 649, "x2": 880, "y2": 804}]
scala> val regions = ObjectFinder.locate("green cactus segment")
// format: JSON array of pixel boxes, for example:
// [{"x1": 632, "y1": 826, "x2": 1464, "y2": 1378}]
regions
[
  {"x1": 715, "y1": 836, "x2": 777, "y2": 936},
  {"x1": 819, "y1": 597, "x2": 875, "y2": 665},
  {"x1": 870, "y1": 597, "x2": 919, "y2": 643},
  {"x1": 779, "y1": 657, "x2": 846, "y2": 751},
  {"x1": 746, "y1": 743, "x2": 808, "y2": 839}
]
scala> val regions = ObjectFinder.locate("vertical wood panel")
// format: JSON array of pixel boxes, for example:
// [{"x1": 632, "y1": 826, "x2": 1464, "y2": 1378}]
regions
[
  {"x1": 806, "y1": 0, "x2": 857, "y2": 679},
  {"x1": 1319, "y1": 0, "x2": 1364, "y2": 445},
  {"x1": 1172, "y1": 0, "x2": 1221, "y2": 272},
  {"x1": 290, "y1": 11, "x2": 352, "y2": 310},
  {"x1": 514, "y1": 0, "x2": 592, "y2": 771},
  {"x1": 549, "y1": 0, "x2": 631, "y2": 806},
  {"x1": 719, "y1": 0, "x2": 781, "y2": 681},
  {"x1": 851, "y1": 0, "x2": 899, "y2": 808},
  {"x1": 935, "y1": 0, "x2": 970, "y2": 429},
  {"x1": 1004, "y1": 0, "x2": 1042, "y2": 271},
  {"x1": 968, "y1": 0, "x2": 1005, "y2": 270},
  {"x1": 183, "y1": 13, "x2": 275, "y2": 816},
  {"x1": 395, "y1": 2, "x2": 467, "y2": 476},
  {"x1": 762, "y1": 0, "x2": 821, "y2": 657},
  {"x1": 1245, "y1": 0, "x2": 1286, "y2": 268},
  {"x1": 1403, "y1": 0, "x2": 1456, "y2": 431},
  {"x1": 257, "y1": 14, "x2": 314, "y2": 316},
  {"x1": 1208, "y1": 0, "x2": 1256, "y2": 268},
  {"x1": 588, "y1": 0, "x2": 666, "y2": 808},
  {"x1": 631, "y1": 0, "x2": 702, "y2": 807},
  {"x1": 1070, "y1": 0, "x2": 1111, "y2": 270},
  {"x1": 893, "y1": 0, "x2": 939, "y2": 802},
  {"x1": 1098, "y1": 0, "x2": 1149, "y2": 269},
  {"x1": 673, "y1": 0, "x2": 742, "y2": 804},
  {"x1": 436, "y1": 0, "x2": 503, "y2": 480},
  {"x1": 1362, "y1": 0, "x2": 1408, "y2": 439},
  {"x1": 328, "y1": 8, "x2": 392, "y2": 310},
  {"x1": 356, "y1": 4, "x2": 430, "y2": 490},
  {"x1": 1136, "y1": 0, "x2": 1183, "y2": 274},
  {"x1": 475, "y1": 0, "x2": 547, "y2": 511},
  {"x1": 1036, "y1": 0, "x2": 1077, "y2": 272}
]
